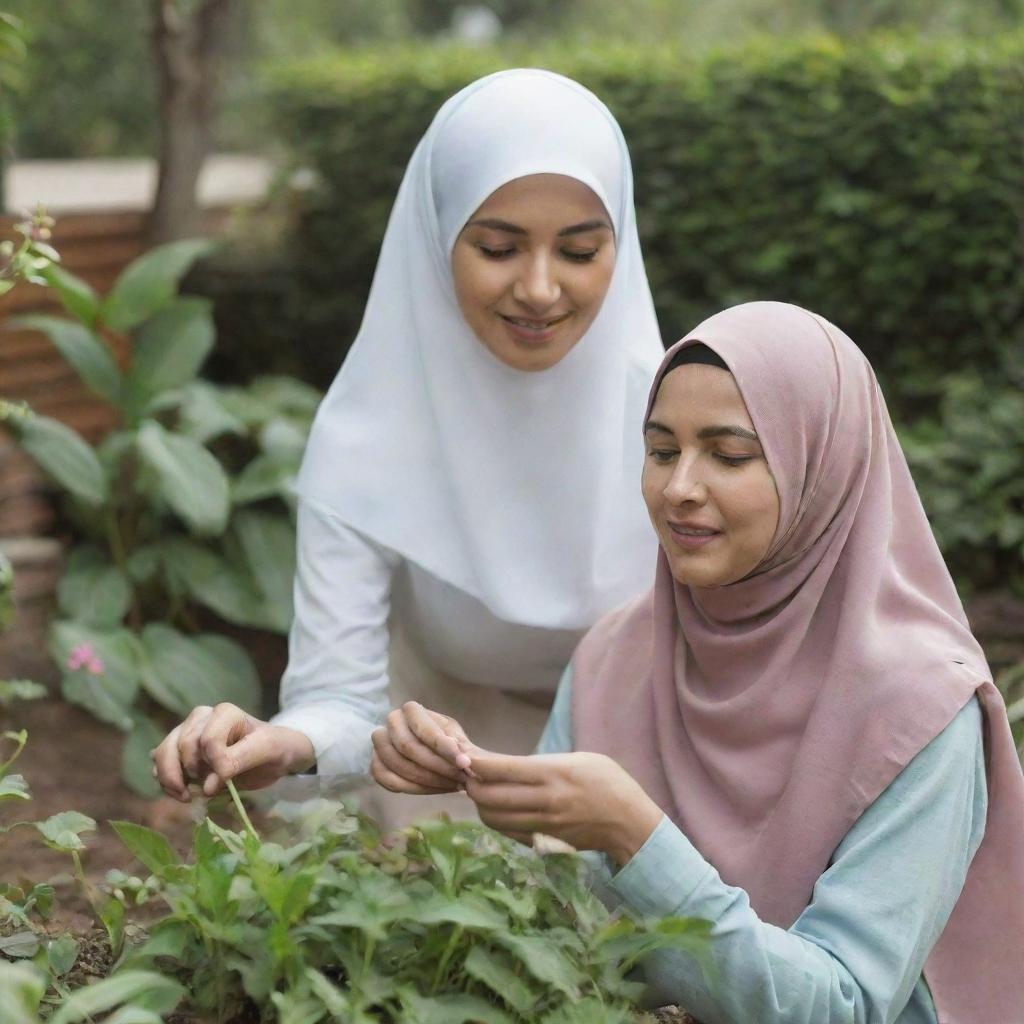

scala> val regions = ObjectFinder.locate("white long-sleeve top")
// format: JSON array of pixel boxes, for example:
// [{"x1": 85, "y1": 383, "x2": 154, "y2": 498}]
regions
[{"x1": 270, "y1": 497, "x2": 584, "y2": 777}]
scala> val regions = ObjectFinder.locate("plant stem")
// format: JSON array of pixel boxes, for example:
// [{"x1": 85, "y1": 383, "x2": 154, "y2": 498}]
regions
[
  {"x1": 429, "y1": 925, "x2": 463, "y2": 993},
  {"x1": 226, "y1": 779, "x2": 259, "y2": 841}
]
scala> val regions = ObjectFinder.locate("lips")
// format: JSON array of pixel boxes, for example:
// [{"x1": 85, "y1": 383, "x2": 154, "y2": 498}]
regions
[
  {"x1": 498, "y1": 312, "x2": 571, "y2": 331},
  {"x1": 666, "y1": 520, "x2": 722, "y2": 549}
]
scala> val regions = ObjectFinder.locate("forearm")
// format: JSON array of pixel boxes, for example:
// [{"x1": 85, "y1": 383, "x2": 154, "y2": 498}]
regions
[{"x1": 611, "y1": 819, "x2": 863, "y2": 1024}]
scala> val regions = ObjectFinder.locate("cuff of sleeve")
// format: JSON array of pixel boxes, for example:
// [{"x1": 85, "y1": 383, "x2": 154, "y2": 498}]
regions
[
  {"x1": 610, "y1": 815, "x2": 715, "y2": 918},
  {"x1": 270, "y1": 703, "x2": 376, "y2": 777}
]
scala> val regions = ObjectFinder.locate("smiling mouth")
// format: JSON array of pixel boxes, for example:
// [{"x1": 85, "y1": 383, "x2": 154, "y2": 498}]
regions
[{"x1": 498, "y1": 312, "x2": 572, "y2": 331}]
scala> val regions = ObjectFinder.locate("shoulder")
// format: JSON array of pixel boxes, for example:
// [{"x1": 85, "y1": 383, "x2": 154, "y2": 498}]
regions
[{"x1": 573, "y1": 589, "x2": 655, "y2": 677}]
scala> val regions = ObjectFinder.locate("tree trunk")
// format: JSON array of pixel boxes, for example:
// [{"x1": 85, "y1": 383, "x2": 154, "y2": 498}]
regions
[{"x1": 148, "y1": 0, "x2": 235, "y2": 245}]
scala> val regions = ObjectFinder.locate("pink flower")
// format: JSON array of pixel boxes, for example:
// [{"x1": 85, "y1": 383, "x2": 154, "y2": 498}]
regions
[{"x1": 67, "y1": 642, "x2": 104, "y2": 675}]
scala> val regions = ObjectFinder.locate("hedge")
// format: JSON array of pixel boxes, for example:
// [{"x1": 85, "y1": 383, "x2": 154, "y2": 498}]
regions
[{"x1": 243, "y1": 34, "x2": 1024, "y2": 414}]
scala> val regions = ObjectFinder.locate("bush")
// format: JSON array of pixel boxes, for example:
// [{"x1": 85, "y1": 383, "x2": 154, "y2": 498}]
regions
[{"x1": 252, "y1": 34, "x2": 1023, "y2": 412}]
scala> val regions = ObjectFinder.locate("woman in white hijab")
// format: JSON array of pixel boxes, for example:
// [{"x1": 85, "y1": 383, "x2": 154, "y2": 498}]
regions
[{"x1": 152, "y1": 69, "x2": 664, "y2": 823}]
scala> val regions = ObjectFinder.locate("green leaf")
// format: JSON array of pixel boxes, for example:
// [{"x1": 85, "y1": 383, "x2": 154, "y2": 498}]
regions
[
  {"x1": 40, "y1": 263, "x2": 101, "y2": 326},
  {"x1": 0, "y1": 959, "x2": 46, "y2": 1016},
  {"x1": 122, "y1": 298, "x2": 216, "y2": 418},
  {"x1": 232, "y1": 453, "x2": 295, "y2": 505},
  {"x1": 0, "y1": 930, "x2": 40, "y2": 958},
  {"x1": 98, "y1": 893, "x2": 125, "y2": 960},
  {"x1": 110, "y1": 820, "x2": 182, "y2": 876},
  {"x1": 34, "y1": 810, "x2": 96, "y2": 852},
  {"x1": 232, "y1": 510, "x2": 296, "y2": 632},
  {"x1": 495, "y1": 933, "x2": 584, "y2": 999},
  {"x1": 120, "y1": 713, "x2": 164, "y2": 798},
  {"x1": 10, "y1": 315, "x2": 121, "y2": 404},
  {"x1": 57, "y1": 546, "x2": 131, "y2": 628},
  {"x1": 50, "y1": 969, "x2": 184, "y2": 1023},
  {"x1": 0, "y1": 680, "x2": 47, "y2": 707},
  {"x1": 136, "y1": 419, "x2": 230, "y2": 535},
  {"x1": 174, "y1": 381, "x2": 247, "y2": 444},
  {"x1": 102, "y1": 239, "x2": 217, "y2": 332},
  {"x1": 463, "y1": 945, "x2": 539, "y2": 1015},
  {"x1": 157, "y1": 537, "x2": 267, "y2": 628},
  {"x1": 0, "y1": 774, "x2": 30, "y2": 801},
  {"x1": 50, "y1": 622, "x2": 140, "y2": 730},
  {"x1": 46, "y1": 934, "x2": 79, "y2": 977},
  {"x1": 138, "y1": 624, "x2": 261, "y2": 716},
  {"x1": 15, "y1": 414, "x2": 107, "y2": 507},
  {"x1": 397, "y1": 988, "x2": 515, "y2": 1024}
]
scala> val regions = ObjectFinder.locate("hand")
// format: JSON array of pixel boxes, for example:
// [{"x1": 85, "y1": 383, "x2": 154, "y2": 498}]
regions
[
  {"x1": 464, "y1": 750, "x2": 664, "y2": 867},
  {"x1": 370, "y1": 701, "x2": 474, "y2": 795},
  {"x1": 152, "y1": 703, "x2": 316, "y2": 802}
]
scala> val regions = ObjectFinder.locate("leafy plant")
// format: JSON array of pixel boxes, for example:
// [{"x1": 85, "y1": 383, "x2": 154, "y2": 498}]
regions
[
  {"x1": 107, "y1": 791, "x2": 710, "y2": 1023},
  {"x1": 4, "y1": 237, "x2": 322, "y2": 793}
]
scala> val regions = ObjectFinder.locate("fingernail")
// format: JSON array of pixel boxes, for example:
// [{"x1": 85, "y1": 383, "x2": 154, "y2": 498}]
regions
[{"x1": 455, "y1": 752, "x2": 472, "y2": 770}]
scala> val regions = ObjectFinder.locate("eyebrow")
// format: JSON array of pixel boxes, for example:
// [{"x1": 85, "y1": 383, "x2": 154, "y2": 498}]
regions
[
  {"x1": 465, "y1": 217, "x2": 613, "y2": 237},
  {"x1": 644, "y1": 420, "x2": 761, "y2": 443}
]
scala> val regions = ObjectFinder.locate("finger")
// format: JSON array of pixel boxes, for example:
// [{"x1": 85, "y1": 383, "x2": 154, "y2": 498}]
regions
[
  {"x1": 468, "y1": 750, "x2": 548, "y2": 786},
  {"x1": 152, "y1": 725, "x2": 189, "y2": 801},
  {"x1": 478, "y1": 807, "x2": 549, "y2": 835},
  {"x1": 199, "y1": 710, "x2": 283, "y2": 790},
  {"x1": 176, "y1": 706, "x2": 215, "y2": 781},
  {"x1": 197, "y1": 704, "x2": 256, "y2": 784},
  {"x1": 372, "y1": 728, "x2": 460, "y2": 791},
  {"x1": 387, "y1": 707, "x2": 463, "y2": 781},
  {"x1": 370, "y1": 752, "x2": 455, "y2": 796},
  {"x1": 465, "y1": 779, "x2": 544, "y2": 813},
  {"x1": 403, "y1": 702, "x2": 465, "y2": 766}
]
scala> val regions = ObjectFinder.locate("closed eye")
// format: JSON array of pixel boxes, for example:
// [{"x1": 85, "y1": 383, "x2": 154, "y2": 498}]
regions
[
  {"x1": 478, "y1": 245, "x2": 515, "y2": 259},
  {"x1": 714, "y1": 453, "x2": 756, "y2": 467}
]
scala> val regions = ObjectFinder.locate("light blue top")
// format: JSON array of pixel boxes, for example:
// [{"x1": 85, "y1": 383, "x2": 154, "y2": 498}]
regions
[{"x1": 536, "y1": 667, "x2": 987, "y2": 1024}]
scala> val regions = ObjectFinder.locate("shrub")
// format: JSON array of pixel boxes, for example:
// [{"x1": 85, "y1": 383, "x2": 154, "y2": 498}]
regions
[
  {"x1": 4, "y1": 239, "x2": 320, "y2": 794},
  {"x1": 249, "y1": 34, "x2": 1023, "y2": 413}
]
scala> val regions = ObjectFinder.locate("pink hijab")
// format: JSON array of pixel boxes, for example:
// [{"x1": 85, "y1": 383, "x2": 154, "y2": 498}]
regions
[{"x1": 573, "y1": 301, "x2": 1024, "y2": 1023}]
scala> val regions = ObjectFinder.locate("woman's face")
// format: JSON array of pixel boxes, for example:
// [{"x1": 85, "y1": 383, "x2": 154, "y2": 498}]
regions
[
  {"x1": 451, "y1": 173, "x2": 616, "y2": 372},
  {"x1": 642, "y1": 363, "x2": 780, "y2": 588}
]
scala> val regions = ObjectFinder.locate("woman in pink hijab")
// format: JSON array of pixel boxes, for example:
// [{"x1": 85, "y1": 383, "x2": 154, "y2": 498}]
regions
[{"x1": 373, "y1": 301, "x2": 1024, "y2": 1023}]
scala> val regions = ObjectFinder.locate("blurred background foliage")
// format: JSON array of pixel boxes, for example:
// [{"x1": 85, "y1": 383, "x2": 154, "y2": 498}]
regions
[{"x1": 2, "y1": 0, "x2": 1022, "y2": 603}]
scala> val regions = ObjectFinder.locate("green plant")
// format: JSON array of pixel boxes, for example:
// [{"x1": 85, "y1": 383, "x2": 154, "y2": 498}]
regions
[
  {"x1": 900, "y1": 362, "x2": 1024, "y2": 597},
  {"x1": 108, "y1": 790, "x2": 709, "y2": 1022},
  {"x1": 4, "y1": 238, "x2": 322, "y2": 794}
]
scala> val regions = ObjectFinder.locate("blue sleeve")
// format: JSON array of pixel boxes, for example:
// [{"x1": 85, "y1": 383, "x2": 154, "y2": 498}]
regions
[
  {"x1": 534, "y1": 663, "x2": 574, "y2": 755},
  {"x1": 606, "y1": 698, "x2": 987, "y2": 1024}
]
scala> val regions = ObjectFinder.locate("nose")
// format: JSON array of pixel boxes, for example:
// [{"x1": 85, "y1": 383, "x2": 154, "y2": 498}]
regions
[
  {"x1": 664, "y1": 455, "x2": 708, "y2": 506},
  {"x1": 512, "y1": 253, "x2": 560, "y2": 311}
]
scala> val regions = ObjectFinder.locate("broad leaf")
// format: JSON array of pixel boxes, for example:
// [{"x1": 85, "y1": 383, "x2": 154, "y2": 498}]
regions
[
  {"x1": 102, "y1": 239, "x2": 216, "y2": 332},
  {"x1": 495, "y1": 933, "x2": 584, "y2": 999},
  {"x1": 232, "y1": 510, "x2": 296, "y2": 631},
  {"x1": 0, "y1": 774, "x2": 30, "y2": 801},
  {"x1": 120, "y1": 713, "x2": 164, "y2": 798},
  {"x1": 40, "y1": 263, "x2": 101, "y2": 326},
  {"x1": 397, "y1": 988, "x2": 514, "y2": 1024},
  {"x1": 46, "y1": 934, "x2": 79, "y2": 977},
  {"x1": 58, "y1": 545, "x2": 131, "y2": 628},
  {"x1": 463, "y1": 945, "x2": 539, "y2": 1015},
  {"x1": 110, "y1": 820, "x2": 182, "y2": 876},
  {"x1": 157, "y1": 537, "x2": 266, "y2": 628},
  {"x1": 11, "y1": 314, "x2": 121, "y2": 403},
  {"x1": 138, "y1": 624, "x2": 260, "y2": 716},
  {"x1": 174, "y1": 381, "x2": 246, "y2": 443},
  {"x1": 122, "y1": 298, "x2": 216, "y2": 419},
  {"x1": 50, "y1": 970, "x2": 185, "y2": 1023},
  {"x1": 15, "y1": 414, "x2": 107, "y2": 506},
  {"x1": 232, "y1": 453, "x2": 295, "y2": 505},
  {"x1": 0, "y1": 930, "x2": 39, "y2": 958},
  {"x1": 136, "y1": 420, "x2": 230, "y2": 535},
  {"x1": 34, "y1": 810, "x2": 96, "y2": 852},
  {"x1": 50, "y1": 621, "x2": 141, "y2": 730}
]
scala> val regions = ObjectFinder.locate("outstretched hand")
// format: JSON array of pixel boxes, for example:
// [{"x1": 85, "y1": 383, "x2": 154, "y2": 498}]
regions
[{"x1": 152, "y1": 703, "x2": 316, "y2": 801}]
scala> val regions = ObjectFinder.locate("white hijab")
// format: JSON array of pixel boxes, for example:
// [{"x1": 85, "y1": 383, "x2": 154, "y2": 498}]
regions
[{"x1": 297, "y1": 69, "x2": 663, "y2": 629}]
